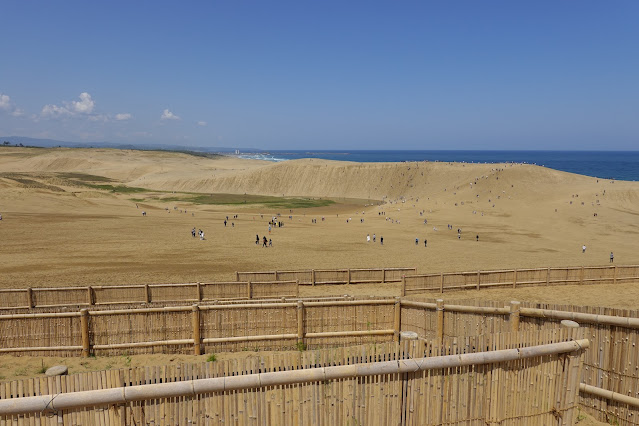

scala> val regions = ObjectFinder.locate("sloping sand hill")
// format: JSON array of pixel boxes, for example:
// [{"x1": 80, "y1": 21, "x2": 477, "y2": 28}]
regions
[{"x1": 0, "y1": 147, "x2": 638, "y2": 309}]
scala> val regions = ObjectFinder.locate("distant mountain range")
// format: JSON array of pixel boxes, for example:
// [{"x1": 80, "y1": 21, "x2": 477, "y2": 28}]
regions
[{"x1": 0, "y1": 136, "x2": 261, "y2": 154}]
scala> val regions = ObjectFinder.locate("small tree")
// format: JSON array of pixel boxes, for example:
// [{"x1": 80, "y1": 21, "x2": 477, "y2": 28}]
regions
[{"x1": 2, "y1": 141, "x2": 10, "y2": 146}]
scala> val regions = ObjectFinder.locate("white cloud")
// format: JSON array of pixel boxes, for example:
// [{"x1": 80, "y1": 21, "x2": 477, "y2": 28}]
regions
[
  {"x1": 161, "y1": 109, "x2": 180, "y2": 120},
  {"x1": 115, "y1": 113, "x2": 132, "y2": 121},
  {"x1": 41, "y1": 92, "x2": 97, "y2": 119},
  {"x1": 41, "y1": 103, "x2": 72, "y2": 118},
  {"x1": 197, "y1": 121, "x2": 207, "y2": 126},
  {"x1": 71, "y1": 92, "x2": 95, "y2": 114},
  {"x1": 0, "y1": 93, "x2": 24, "y2": 117},
  {"x1": 0, "y1": 94, "x2": 11, "y2": 110}
]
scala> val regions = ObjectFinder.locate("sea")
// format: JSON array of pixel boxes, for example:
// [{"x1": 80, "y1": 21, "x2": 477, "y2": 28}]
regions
[{"x1": 236, "y1": 150, "x2": 639, "y2": 182}]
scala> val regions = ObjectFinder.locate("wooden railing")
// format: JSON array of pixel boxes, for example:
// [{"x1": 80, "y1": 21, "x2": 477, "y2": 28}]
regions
[
  {"x1": 0, "y1": 280, "x2": 298, "y2": 310},
  {"x1": 236, "y1": 267, "x2": 416, "y2": 285},
  {"x1": 0, "y1": 338, "x2": 588, "y2": 425},
  {"x1": 402, "y1": 264, "x2": 639, "y2": 294}
]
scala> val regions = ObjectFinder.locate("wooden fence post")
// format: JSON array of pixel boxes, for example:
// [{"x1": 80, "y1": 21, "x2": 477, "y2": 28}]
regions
[
  {"x1": 580, "y1": 266, "x2": 585, "y2": 285},
  {"x1": 509, "y1": 301, "x2": 520, "y2": 332},
  {"x1": 546, "y1": 267, "x2": 551, "y2": 286},
  {"x1": 347, "y1": 269, "x2": 351, "y2": 284},
  {"x1": 440, "y1": 272, "x2": 444, "y2": 293},
  {"x1": 560, "y1": 319, "x2": 583, "y2": 426},
  {"x1": 144, "y1": 284, "x2": 151, "y2": 303},
  {"x1": 86, "y1": 286, "x2": 94, "y2": 305},
  {"x1": 401, "y1": 275, "x2": 406, "y2": 297},
  {"x1": 382, "y1": 268, "x2": 386, "y2": 283},
  {"x1": 613, "y1": 265, "x2": 617, "y2": 284},
  {"x1": 476, "y1": 271, "x2": 481, "y2": 290},
  {"x1": 297, "y1": 301, "x2": 305, "y2": 349},
  {"x1": 196, "y1": 282, "x2": 202, "y2": 302},
  {"x1": 311, "y1": 269, "x2": 316, "y2": 286},
  {"x1": 235, "y1": 271, "x2": 239, "y2": 281},
  {"x1": 192, "y1": 305, "x2": 201, "y2": 355},
  {"x1": 26, "y1": 288, "x2": 34, "y2": 308},
  {"x1": 247, "y1": 281, "x2": 252, "y2": 299},
  {"x1": 513, "y1": 269, "x2": 518, "y2": 289},
  {"x1": 436, "y1": 299, "x2": 444, "y2": 347},
  {"x1": 394, "y1": 298, "x2": 401, "y2": 342},
  {"x1": 80, "y1": 309, "x2": 90, "y2": 358}
]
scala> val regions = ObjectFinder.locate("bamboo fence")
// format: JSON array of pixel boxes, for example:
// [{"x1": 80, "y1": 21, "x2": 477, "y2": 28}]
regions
[
  {"x1": 0, "y1": 280, "x2": 299, "y2": 310},
  {"x1": 236, "y1": 267, "x2": 416, "y2": 285},
  {"x1": 403, "y1": 297, "x2": 639, "y2": 425},
  {"x1": 2, "y1": 295, "x2": 639, "y2": 423},
  {"x1": 402, "y1": 264, "x2": 639, "y2": 295},
  {"x1": 0, "y1": 300, "x2": 397, "y2": 356},
  {"x1": 0, "y1": 334, "x2": 588, "y2": 425}
]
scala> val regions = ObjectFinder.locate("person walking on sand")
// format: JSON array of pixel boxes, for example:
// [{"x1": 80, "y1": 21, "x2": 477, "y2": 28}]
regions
[
  {"x1": 373, "y1": 234, "x2": 376, "y2": 242},
  {"x1": 263, "y1": 236, "x2": 268, "y2": 247},
  {"x1": 610, "y1": 252, "x2": 614, "y2": 263},
  {"x1": 367, "y1": 234, "x2": 370, "y2": 243},
  {"x1": 380, "y1": 236, "x2": 383, "y2": 245},
  {"x1": 256, "y1": 234, "x2": 259, "y2": 245},
  {"x1": 582, "y1": 244, "x2": 586, "y2": 253},
  {"x1": 269, "y1": 239, "x2": 273, "y2": 247},
  {"x1": 415, "y1": 238, "x2": 419, "y2": 245},
  {"x1": 424, "y1": 239, "x2": 427, "y2": 247}
]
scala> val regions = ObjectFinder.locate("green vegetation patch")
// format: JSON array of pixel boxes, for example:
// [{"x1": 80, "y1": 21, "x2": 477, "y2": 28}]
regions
[
  {"x1": 57, "y1": 172, "x2": 114, "y2": 183},
  {"x1": 84, "y1": 184, "x2": 148, "y2": 193},
  {"x1": 161, "y1": 193, "x2": 334, "y2": 209}
]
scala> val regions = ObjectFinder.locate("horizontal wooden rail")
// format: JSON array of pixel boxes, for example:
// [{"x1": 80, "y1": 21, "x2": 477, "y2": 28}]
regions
[
  {"x1": 579, "y1": 383, "x2": 639, "y2": 409},
  {"x1": 0, "y1": 346, "x2": 83, "y2": 354},
  {"x1": 0, "y1": 339, "x2": 589, "y2": 415},
  {"x1": 93, "y1": 339, "x2": 193, "y2": 350},
  {"x1": 519, "y1": 308, "x2": 639, "y2": 329}
]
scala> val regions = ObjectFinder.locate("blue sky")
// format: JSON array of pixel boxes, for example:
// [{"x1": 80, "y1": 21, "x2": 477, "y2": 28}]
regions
[{"x1": 1, "y1": 1, "x2": 638, "y2": 150}]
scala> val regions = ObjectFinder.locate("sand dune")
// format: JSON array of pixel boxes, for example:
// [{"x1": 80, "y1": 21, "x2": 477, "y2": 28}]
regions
[{"x1": 0, "y1": 147, "x2": 638, "y2": 308}]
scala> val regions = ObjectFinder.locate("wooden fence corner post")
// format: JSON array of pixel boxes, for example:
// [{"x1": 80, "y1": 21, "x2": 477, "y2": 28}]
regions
[
  {"x1": 144, "y1": 284, "x2": 151, "y2": 304},
  {"x1": 509, "y1": 301, "x2": 520, "y2": 332},
  {"x1": 513, "y1": 269, "x2": 518, "y2": 289},
  {"x1": 235, "y1": 271, "x2": 239, "y2": 281},
  {"x1": 436, "y1": 299, "x2": 444, "y2": 347},
  {"x1": 87, "y1": 286, "x2": 94, "y2": 305},
  {"x1": 26, "y1": 287, "x2": 34, "y2": 309},
  {"x1": 297, "y1": 301, "x2": 305, "y2": 349},
  {"x1": 401, "y1": 275, "x2": 406, "y2": 297},
  {"x1": 394, "y1": 298, "x2": 402, "y2": 343},
  {"x1": 192, "y1": 304, "x2": 201, "y2": 355},
  {"x1": 247, "y1": 281, "x2": 252, "y2": 299},
  {"x1": 80, "y1": 309, "x2": 90, "y2": 358}
]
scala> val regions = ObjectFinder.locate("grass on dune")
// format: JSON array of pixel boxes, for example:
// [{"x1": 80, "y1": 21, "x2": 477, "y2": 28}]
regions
[{"x1": 160, "y1": 193, "x2": 334, "y2": 209}]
